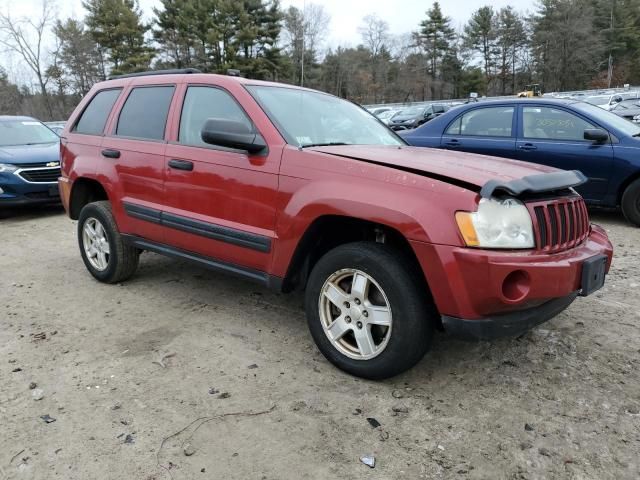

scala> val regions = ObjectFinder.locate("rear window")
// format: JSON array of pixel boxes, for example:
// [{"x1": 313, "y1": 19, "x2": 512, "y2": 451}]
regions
[
  {"x1": 74, "y1": 89, "x2": 122, "y2": 135},
  {"x1": 115, "y1": 86, "x2": 175, "y2": 140}
]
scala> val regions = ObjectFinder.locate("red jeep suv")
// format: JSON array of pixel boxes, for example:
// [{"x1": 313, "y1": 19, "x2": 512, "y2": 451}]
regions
[{"x1": 59, "y1": 69, "x2": 613, "y2": 379}]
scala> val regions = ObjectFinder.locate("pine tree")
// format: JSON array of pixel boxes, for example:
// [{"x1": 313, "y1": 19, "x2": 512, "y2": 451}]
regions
[
  {"x1": 464, "y1": 7, "x2": 497, "y2": 88},
  {"x1": 83, "y1": 0, "x2": 154, "y2": 76},
  {"x1": 418, "y1": 2, "x2": 457, "y2": 98}
]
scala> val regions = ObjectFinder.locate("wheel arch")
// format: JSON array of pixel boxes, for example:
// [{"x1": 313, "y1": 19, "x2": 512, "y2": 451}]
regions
[
  {"x1": 69, "y1": 177, "x2": 110, "y2": 220},
  {"x1": 617, "y1": 169, "x2": 640, "y2": 205},
  {"x1": 280, "y1": 215, "x2": 432, "y2": 301}
]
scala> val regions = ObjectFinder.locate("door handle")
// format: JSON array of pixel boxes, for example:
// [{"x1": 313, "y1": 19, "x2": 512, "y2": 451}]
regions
[
  {"x1": 168, "y1": 159, "x2": 194, "y2": 171},
  {"x1": 101, "y1": 148, "x2": 121, "y2": 159},
  {"x1": 444, "y1": 139, "x2": 460, "y2": 147},
  {"x1": 518, "y1": 143, "x2": 538, "y2": 151}
]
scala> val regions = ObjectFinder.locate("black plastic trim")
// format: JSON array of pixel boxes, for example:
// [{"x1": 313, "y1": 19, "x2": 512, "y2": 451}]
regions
[
  {"x1": 441, "y1": 292, "x2": 579, "y2": 341},
  {"x1": 109, "y1": 68, "x2": 201, "y2": 80},
  {"x1": 122, "y1": 235, "x2": 271, "y2": 285},
  {"x1": 162, "y1": 212, "x2": 271, "y2": 252},
  {"x1": 122, "y1": 202, "x2": 271, "y2": 252},
  {"x1": 123, "y1": 202, "x2": 162, "y2": 224},
  {"x1": 480, "y1": 170, "x2": 587, "y2": 199}
]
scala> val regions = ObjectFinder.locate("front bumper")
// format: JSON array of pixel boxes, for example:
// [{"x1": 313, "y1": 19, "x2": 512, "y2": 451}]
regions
[
  {"x1": 411, "y1": 224, "x2": 613, "y2": 335},
  {"x1": 0, "y1": 172, "x2": 60, "y2": 206},
  {"x1": 442, "y1": 292, "x2": 578, "y2": 340}
]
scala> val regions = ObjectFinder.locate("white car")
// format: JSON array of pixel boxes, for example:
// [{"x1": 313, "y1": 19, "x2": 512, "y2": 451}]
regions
[
  {"x1": 584, "y1": 92, "x2": 640, "y2": 111},
  {"x1": 376, "y1": 109, "x2": 401, "y2": 125}
]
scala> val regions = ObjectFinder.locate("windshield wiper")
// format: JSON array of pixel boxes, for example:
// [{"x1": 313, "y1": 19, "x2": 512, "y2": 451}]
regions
[{"x1": 300, "y1": 142, "x2": 350, "y2": 148}]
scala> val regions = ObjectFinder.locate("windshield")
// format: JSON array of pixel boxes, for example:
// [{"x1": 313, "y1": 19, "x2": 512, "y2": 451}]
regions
[
  {"x1": 247, "y1": 86, "x2": 403, "y2": 147},
  {"x1": 0, "y1": 119, "x2": 59, "y2": 146},
  {"x1": 574, "y1": 101, "x2": 640, "y2": 137},
  {"x1": 584, "y1": 96, "x2": 610, "y2": 106}
]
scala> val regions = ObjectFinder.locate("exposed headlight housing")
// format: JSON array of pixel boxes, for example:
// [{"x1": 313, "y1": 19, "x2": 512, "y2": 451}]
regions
[
  {"x1": 455, "y1": 197, "x2": 535, "y2": 249},
  {"x1": 0, "y1": 163, "x2": 18, "y2": 173}
]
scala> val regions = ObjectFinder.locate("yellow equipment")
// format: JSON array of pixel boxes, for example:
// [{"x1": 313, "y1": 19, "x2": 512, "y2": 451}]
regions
[{"x1": 517, "y1": 84, "x2": 542, "y2": 98}]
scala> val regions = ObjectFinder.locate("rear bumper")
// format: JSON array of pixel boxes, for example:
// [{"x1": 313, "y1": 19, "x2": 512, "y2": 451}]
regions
[
  {"x1": 411, "y1": 224, "x2": 613, "y2": 325},
  {"x1": 442, "y1": 292, "x2": 578, "y2": 340}
]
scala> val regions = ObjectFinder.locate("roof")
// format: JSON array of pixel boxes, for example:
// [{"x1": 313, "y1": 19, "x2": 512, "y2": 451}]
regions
[{"x1": 460, "y1": 98, "x2": 577, "y2": 107}]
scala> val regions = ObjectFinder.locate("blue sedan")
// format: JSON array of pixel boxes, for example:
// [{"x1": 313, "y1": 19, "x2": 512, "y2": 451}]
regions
[{"x1": 401, "y1": 99, "x2": 640, "y2": 226}]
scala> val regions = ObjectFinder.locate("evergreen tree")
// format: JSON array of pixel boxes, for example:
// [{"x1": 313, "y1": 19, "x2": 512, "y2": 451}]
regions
[
  {"x1": 83, "y1": 0, "x2": 154, "y2": 76},
  {"x1": 417, "y1": 2, "x2": 456, "y2": 97},
  {"x1": 463, "y1": 7, "x2": 497, "y2": 88}
]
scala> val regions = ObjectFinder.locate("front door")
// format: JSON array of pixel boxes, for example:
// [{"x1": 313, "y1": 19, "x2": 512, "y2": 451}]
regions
[
  {"x1": 163, "y1": 85, "x2": 280, "y2": 273},
  {"x1": 515, "y1": 105, "x2": 614, "y2": 201}
]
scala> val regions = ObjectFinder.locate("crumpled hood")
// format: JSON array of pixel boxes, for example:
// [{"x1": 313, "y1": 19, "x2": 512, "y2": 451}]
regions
[
  {"x1": 0, "y1": 141, "x2": 60, "y2": 165},
  {"x1": 308, "y1": 145, "x2": 557, "y2": 190}
]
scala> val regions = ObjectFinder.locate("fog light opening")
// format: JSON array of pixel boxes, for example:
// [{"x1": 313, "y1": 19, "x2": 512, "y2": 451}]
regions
[{"x1": 502, "y1": 270, "x2": 531, "y2": 303}]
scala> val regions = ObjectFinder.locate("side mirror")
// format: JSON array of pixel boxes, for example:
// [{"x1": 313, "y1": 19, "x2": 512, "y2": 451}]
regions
[
  {"x1": 613, "y1": 96, "x2": 623, "y2": 104},
  {"x1": 584, "y1": 128, "x2": 609, "y2": 143},
  {"x1": 201, "y1": 118, "x2": 266, "y2": 154}
]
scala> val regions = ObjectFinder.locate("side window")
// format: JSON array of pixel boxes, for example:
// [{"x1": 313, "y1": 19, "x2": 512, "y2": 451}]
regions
[
  {"x1": 115, "y1": 86, "x2": 175, "y2": 140},
  {"x1": 445, "y1": 116, "x2": 462, "y2": 135},
  {"x1": 73, "y1": 89, "x2": 122, "y2": 135},
  {"x1": 459, "y1": 107, "x2": 515, "y2": 137},
  {"x1": 523, "y1": 107, "x2": 596, "y2": 141},
  {"x1": 179, "y1": 86, "x2": 252, "y2": 147}
]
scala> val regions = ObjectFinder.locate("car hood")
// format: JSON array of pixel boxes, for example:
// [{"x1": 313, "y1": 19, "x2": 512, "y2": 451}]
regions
[
  {"x1": 0, "y1": 142, "x2": 60, "y2": 165},
  {"x1": 308, "y1": 145, "x2": 557, "y2": 190}
]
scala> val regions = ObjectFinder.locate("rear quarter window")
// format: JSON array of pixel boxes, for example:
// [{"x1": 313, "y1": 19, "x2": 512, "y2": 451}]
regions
[
  {"x1": 115, "y1": 86, "x2": 175, "y2": 140},
  {"x1": 73, "y1": 89, "x2": 122, "y2": 135}
]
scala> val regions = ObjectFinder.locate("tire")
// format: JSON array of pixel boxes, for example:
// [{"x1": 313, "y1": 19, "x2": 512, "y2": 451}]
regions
[
  {"x1": 621, "y1": 178, "x2": 640, "y2": 227},
  {"x1": 305, "y1": 242, "x2": 436, "y2": 379},
  {"x1": 78, "y1": 201, "x2": 139, "y2": 283}
]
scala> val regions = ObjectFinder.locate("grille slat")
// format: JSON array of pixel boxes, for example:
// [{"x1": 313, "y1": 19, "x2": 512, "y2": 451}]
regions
[
  {"x1": 18, "y1": 168, "x2": 61, "y2": 183},
  {"x1": 527, "y1": 196, "x2": 588, "y2": 253}
]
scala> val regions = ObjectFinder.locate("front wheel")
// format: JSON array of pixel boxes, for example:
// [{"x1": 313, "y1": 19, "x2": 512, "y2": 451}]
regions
[
  {"x1": 621, "y1": 179, "x2": 640, "y2": 227},
  {"x1": 305, "y1": 242, "x2": 435, "y2": 379}
]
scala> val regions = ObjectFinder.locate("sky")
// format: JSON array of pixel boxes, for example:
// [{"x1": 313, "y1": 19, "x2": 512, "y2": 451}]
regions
[{"x1": 4, "y1": 0, "x2": 535, "y2": 84}]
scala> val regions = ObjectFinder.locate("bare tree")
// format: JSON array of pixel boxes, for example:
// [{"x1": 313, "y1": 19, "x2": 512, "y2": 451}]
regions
[
  {"x1": 358, "y1": 14, "x2": 389, "y2": 58},
  {"x1": 0, "y1": 0, "x2": 55, "y2": 117}
]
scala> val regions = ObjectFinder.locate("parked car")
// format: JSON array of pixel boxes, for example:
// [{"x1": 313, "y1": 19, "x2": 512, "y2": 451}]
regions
[
  {"x1": 610, "y1": 98, "x2": 640, "y2": 123},
  {"x1": 0, "y1": 116, "x2": 61, "y2": 207},
  {"x1": 375, "y1": 109, "x2": 400, "y2": 125},
  {"x1": 389, "y1": 104, "x2": 449, "y2": 130},
  {"x1": 59, "y1": 70, "x2": 612, "y2": 379},
  {"x1": 45, "y1": 121, "x2": 66, "y2": 136},
  {"x1": 401, "y1": 98, "x2": 640, "y2": 226},
  {"x1": 583, "y1": 92, "x2": 639, "y2": 111},
  {"x1": 369, "y1": 107, "x2": 392, "y2": 116}
]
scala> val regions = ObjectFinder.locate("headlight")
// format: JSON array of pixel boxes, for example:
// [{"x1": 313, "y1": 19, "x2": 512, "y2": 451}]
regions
[
  {"x1": 0, "y1": 163, "x2": 18, "y2": 173},
  {"x1": 455, "y1": 197, "x2": 535, "y2": 249},
  {"x1": 633, "y1": 115, "x2": 640, "y2": 121}
]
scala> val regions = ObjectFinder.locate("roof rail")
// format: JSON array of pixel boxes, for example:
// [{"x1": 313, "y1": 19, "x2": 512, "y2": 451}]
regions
[{"x1": 108, "y1": 68, "x2": 202, "y2": 80}]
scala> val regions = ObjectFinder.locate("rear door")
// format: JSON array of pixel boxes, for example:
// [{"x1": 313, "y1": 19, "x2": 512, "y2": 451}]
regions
[
  {"x1": 515, "y1": 105, "x2": 614, "y2": 200},
  {"x1": 440, "y1": 105, "x2": 517, "y2": 158},
  {"x1": 100, "y1": 85, "x2": 176, "y2": 243},
  {"x1": 162, "y1": 84, "x2": 280, "y2": 273}
]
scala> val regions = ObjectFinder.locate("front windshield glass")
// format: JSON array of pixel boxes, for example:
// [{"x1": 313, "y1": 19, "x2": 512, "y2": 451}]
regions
[
  {"x1": 247, "y1": 86, "x2": 403, "y2": 147},
  {"x1": 584, "y1": 95, "x2": 609, "y2": 106},
  {"x1": 0, "y1": 119, "x2": 59, "y2": 146},
  {"x1": 574, "y1": 101, "x2": 640, "y2": 137}
]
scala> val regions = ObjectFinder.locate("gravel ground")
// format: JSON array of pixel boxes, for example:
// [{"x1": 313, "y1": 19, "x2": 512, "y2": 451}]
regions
[{"x1": 1, "y1": 205, "x2": 639, "y2": 480}]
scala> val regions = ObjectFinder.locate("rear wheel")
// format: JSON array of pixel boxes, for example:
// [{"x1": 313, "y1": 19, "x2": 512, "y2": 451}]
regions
[
  {"x1": 305, "y1": 242, "x2": 435, "y2": 379},
  {"x1": 78, "y1": 201, "x2": 139, "y2": 283},
  {"x1": 621, "y1": 178, "x2": 640, "y2": 227}
]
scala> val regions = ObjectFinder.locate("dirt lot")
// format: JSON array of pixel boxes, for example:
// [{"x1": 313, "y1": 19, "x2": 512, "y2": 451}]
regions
[{"x1": 1, "y1": 206, "x2": 639, "y2": 480}]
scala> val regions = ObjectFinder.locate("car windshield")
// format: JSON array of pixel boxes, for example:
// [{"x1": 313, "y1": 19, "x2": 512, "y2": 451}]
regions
[
  {"x1": 584, "y1": 95, "x2": 610, "y2": 106},
  {"x1": 574, "y1": 101, "x2": 640, "y2": 137},
  {"x1": 247, "y1": 86, "x2": 403, "y2": 148},
  {"x1": 0, "y1": 119, "x2": 59, "y2": 146},
  {"x1": 613, "y1": 100, "x2": 640, "y2": 110}
]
